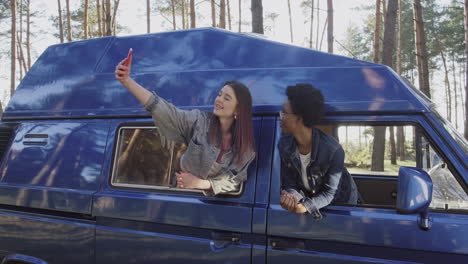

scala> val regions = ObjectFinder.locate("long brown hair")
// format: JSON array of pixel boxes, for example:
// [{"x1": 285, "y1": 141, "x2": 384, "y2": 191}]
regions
[{"x1": 209, "y1": 81, "x2": 255, "y2": 164}]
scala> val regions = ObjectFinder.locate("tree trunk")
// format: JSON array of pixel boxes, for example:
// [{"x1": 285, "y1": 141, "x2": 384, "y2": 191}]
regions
[
  {"x1": 19, "y1": 0, "x2": 23, "y2": 79},
  {"x1": 309, "y1": 0, "x2": 314, "y2": 49},
  {"x1": 170, "y1": 0, "x2": 176, "y2": 30},
  {"x1": 396, "y1": 0, "x2": 404, "y2": 162},
  {"x1": 182, "y1": 0, "x2": 186, "y2": 29},
  {"x1": 26, "y1": 0, "x2": 31, "y2": 69},
  {"x1": 440, "y1": 49, "x2": 452, "y2": 122},
  {"x1": 66, "y1": 0, "x2": 72, "y2": 41},
  {"x1": 382, "y1": 0, "x2": 387, "y2": 25},
  {"x1": 84, "y1": 0, "x2": 89, "y2": 39},
  {"x1": 372, "y1": 0, "x2": 398, "y2": 172},
  {"x1": 57, "y1": 0, "x2": 64, "y2": 43},
  {"x1": 97, "y1": 0, "x2": 102, "y2": 36},
  {"x1": 396, "y1": 0, "x2": 401, "y2": 73},
  {"x1": 389, "y1": 126, "x2": 396, "y2": 165},
  {"x1": 373, "y1": 0, "x2": 381, "y2": 63},
  {"x1": 452, "y1": 56, "x2": 459, "y2": 128},
  {"x1": 287, "y1": 0, "x2": 293, "y2": 42},
  {"x1": 111, "y1": 0, "x2": 120, "y2": 35},
  {"x1": 146, "y1": 0, "x2": 150, "y2": 33},
  {"x1": 16, "y1": 33, "x2": 28, "y2": 75},
  {"x1": 227, "y1": 0, "x2": 232, "y2": 30},
  {"x1": 413, "y1": 0, "x2": 431, "y2": 98},
  {"x1": 371, "y1": 127, "x2": 386, "y2": 171},
  {"x1": 251, "y1": 0, "x2": 264, "y2": 34},
  {"x1": 315, "y1": 0, "x2": 320, "y2": 49},
  {"x1": 238, "y1": 0, "x2": 241, "y2": 32},
  {"x1": 465, "y1": 0, "x2": 468, "y2": 139},
  {"x1": 397, "y1": 126, "x2": 405, "y2": 161},
  {"x1": 327, "y1": 0, "x2": 333, "y2": 53},
  {"x1": 219, "y1": 0, "x2": 226, "y2": 29},
  {"x1": 211, "y1": 0, "x2": 216, "y2": 27},
  {"x1": 190, "y1": 0, "x2": 196, "y2": 28},
  {"x1": 11, "y1": 0, "x2": 16, "y2": 97}
]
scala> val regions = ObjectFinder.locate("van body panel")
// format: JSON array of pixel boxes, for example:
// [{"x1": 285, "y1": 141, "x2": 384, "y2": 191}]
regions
[
  {"x1": 4, "y1": 29, "x2": 429, "y2": 120},
  {"x1": 0, "y1": 121, "x2": 109, "y2": 214},
  {"x1": 0, "y1": 209, "x2": 95, "y2": 264}
]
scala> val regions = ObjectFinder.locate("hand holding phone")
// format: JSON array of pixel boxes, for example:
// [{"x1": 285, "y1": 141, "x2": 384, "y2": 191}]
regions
[{"x1": 122, "y1": 48, "x2": 133, "y2": 67}]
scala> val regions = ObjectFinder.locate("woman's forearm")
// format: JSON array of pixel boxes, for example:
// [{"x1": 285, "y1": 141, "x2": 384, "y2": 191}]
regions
[{"x1": 121, "y1": 78, "x2": 153, "y2": 106}]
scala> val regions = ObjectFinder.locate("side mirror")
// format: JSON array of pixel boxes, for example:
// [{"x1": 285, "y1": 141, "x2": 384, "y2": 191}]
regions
[{"x1": 396, "y1": 167, "x2": 433, "y2": 230}]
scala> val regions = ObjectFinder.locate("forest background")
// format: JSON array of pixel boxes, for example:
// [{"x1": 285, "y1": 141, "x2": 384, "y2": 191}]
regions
[{"x1": 0, "y1": 0, "x2": 466, "y2": 142}]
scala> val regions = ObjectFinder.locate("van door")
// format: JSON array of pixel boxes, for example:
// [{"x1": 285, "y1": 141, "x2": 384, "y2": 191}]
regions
[
  {"x1": 93, "y1": 118, "x2": 261, "y2": 264},
  {"x1": 266, "y1": 117, "x2": 468, "y2": 264}
]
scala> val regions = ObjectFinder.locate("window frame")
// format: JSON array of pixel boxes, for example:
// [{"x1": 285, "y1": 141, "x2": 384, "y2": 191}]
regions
[
  {"x1": 273, "y1": 117, "x2": 468, "y2": 212},
  {"x1": 109, "y1": 124, "x2": 245, "y2": 197}
]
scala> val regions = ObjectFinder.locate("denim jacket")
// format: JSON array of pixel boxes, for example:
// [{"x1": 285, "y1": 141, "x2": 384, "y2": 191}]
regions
[
  {"x1": 279, "y1": 128, "x2": 357, "y2": 219},
  {"x1": 144, "y1": 92, "x2": 255, "y2": 195}
]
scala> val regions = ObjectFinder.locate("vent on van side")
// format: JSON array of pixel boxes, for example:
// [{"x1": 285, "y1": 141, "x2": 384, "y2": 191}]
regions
[{"x1": 0, "y1": 125, "x2": 16, "y2": 160}]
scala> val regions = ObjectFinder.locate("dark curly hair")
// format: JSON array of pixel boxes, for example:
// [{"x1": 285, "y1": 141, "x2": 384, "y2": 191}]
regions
[{"x1": 286, "y1": 83, "x2": 324, "y2": 128}]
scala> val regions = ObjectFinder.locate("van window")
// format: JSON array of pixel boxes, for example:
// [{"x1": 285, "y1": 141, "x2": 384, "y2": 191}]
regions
[
  {"x1": 111, "y1": 127, "x2": 187, "y2": 190},
  {"x1": 337, "y1": 125, "x2": 468, "y2": 210}
]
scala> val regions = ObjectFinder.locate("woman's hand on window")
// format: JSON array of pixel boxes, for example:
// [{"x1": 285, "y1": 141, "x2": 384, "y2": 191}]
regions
[{"x1": 176, "y1": 172, "x2": 211, "y2": 190}]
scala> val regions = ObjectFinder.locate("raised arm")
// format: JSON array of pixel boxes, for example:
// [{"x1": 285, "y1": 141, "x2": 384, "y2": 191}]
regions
[{"x1": 115, "y1": 57, "x2": 152, "y2": 106}]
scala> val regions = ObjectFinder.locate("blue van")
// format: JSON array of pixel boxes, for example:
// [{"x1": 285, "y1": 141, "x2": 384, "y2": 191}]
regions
[{"x1": 0, "y1": 28, "x2": 467, "y2": 264}]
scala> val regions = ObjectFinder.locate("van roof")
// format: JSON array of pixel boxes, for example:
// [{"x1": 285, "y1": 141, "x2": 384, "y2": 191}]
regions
[{"x1": 4, "y1": 28, "x2": 431, "y2": 120}]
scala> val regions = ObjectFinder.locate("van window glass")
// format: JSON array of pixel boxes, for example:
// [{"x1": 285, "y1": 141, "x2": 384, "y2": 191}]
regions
[
  {"x1": 337, "y1": 125, "x2": 468, "y2": 210},
  {"x1": 112, "y1": 127, "x2": 187, "y2": 189}
]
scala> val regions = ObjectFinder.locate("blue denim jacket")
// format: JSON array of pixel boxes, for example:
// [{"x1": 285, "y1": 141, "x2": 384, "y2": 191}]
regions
[{"x1": 279, "y1": 128, "x2": 358, "y2": 219}]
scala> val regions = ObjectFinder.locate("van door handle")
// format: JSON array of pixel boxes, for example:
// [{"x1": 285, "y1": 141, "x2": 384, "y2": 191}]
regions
[
  {"x1": 270, "y1": 238, "x2": 305, "y2": 250},
  {"x1": 211, "y1": 231, "x2": 241, "y2": 242}
]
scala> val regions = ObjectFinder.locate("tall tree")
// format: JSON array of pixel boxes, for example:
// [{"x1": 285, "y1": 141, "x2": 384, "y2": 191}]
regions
[
  {"x1": 251, "y1": 0, "x2": 264, "y2": 34},
  {"x1": 315, "y1": 0, "x2": 320, "y2": 49},
  {"x1": 465, "y1": 0, "x2": 468, "y2": 139},
  {"x1": 413, "y1": 0, "x2": 431, "y2": 98},
  {"x1": 372, "y1": 0, "x2": 398, "y2": 172},
  {"x1": 310, "y1": 0, "x2": 314, "y2": 49},
  {"x1": 18, "y1": 0, "x2": 23, "y2": 79},
  {"x1": 374, "y1": 0, "x2": 382, "y2": 63},
  {"x1": 181, "y1": 0, "x2": 186, "y2": 29},
  {"x1": 220, "y1": 0, "x2": 226, "y2": 28},
  {"x1": 327, "y1": 0, "x2": 333, "y2": 53},
  {"x1": 97, "y1": 0, "x2": 102, "y2": 36},
  {"x1": 190, "y1": 0, "x2": 195, "y2": 28},
  {"x1": 26, "y1": 0, "x2": 31, "y2": 69},
  {"x1": 211, "y1": 0, "x2": 216, "y2": 27},
  {"x1": 84, "y1": 0, "x2": 89, "y2": 39},
  {"x1": 56, "y1": 0, "x2": 64, "y2": 42},
  {"x1": 11, "y1": 0, "x2": 16, "y2": 97},
  {"x1": 287, "y1": 0, "x2": 293, "y2": 42},
  {"x1": 171, "y1": 0, "x2": 177, "y2": 30},
  {"x1": 227, "y1": 0, "x2": 232, "y2": 30},
  {"x1": 66, "y1": 0, "x2": 72, "y2": 41},
  {"x1": 396, "y1": 0, "x2": 405, "y2": 160},
  {"x1": 146, "y1": 0, "x2": 150, "y2": 33},
  {"x1": 238, "y1": 0, "x2": 241, "y2": 32}
]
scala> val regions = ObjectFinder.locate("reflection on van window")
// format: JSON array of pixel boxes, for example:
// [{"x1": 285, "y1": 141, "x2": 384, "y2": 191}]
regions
[
  {"x1": 112, "y1": 127, "x2": 186, "y2": 188},
  {"x1": 338, "y1": 125, "x2": 468, "y2": 210}
]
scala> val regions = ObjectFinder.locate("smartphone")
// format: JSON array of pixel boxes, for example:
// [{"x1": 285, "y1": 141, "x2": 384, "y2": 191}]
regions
[{"x1": 123, "y1": 48, "x2": 133, "y2": 66}]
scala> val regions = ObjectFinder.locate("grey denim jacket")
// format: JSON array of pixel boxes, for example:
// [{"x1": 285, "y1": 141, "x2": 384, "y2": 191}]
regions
[{"x1": 144, "y1": 92, "x2": 255, "y2": 195}]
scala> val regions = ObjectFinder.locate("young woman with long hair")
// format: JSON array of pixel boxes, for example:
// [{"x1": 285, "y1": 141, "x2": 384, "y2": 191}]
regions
[{"x1": 115, "y1": 57, "x2": 255, "y2": 195}]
